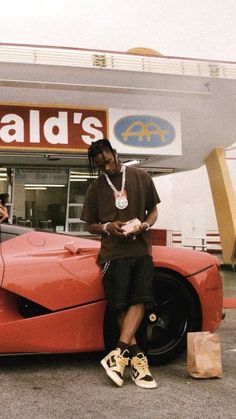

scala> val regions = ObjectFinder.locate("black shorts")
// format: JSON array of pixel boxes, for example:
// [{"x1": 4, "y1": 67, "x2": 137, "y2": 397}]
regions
[{"x1": 102, "y1": 256, "x2": 155, "y2": 312}]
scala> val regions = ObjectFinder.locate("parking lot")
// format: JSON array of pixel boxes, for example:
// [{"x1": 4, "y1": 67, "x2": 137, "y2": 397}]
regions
[{"x1": 0, "y1": 268, "x2": 235, "y2": 419}]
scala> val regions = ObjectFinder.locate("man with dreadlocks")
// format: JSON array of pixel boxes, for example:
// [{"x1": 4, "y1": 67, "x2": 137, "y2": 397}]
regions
[{"x1": 81, "y1": 139, "x2": 160, "y2": 389}]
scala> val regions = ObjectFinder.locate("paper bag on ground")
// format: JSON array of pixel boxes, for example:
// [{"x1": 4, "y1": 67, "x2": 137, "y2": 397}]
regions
[{"x1": 187, "y1": 331, "x2": 222, "y2": 378}]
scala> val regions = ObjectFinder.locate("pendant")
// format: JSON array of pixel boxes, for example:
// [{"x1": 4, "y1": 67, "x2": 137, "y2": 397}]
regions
[
  {"x1": 116, "y1": 196, "x2": 128, "y2": 209},
  {"x1": 114, "y1": 190, "x2": 128, "y2": 209}
]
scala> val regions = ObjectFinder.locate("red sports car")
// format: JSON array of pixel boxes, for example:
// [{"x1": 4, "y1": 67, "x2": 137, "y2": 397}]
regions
[{"x1": 0, "y1": 224, "x2": 223, "y2": 364}]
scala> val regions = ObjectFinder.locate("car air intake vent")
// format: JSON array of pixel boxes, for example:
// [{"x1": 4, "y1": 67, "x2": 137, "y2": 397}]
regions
[{"x1": 19, "y1": 298, "x2": 52, "y2": 318}]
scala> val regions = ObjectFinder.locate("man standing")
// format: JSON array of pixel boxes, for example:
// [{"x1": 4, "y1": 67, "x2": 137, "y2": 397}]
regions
[{"x1": 81, "y1": 139, "x2": 160, "y2": 389}]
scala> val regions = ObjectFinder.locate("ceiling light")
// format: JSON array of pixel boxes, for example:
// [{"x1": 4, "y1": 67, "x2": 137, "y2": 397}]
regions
[
  {"x1": 70, "y1": 178, "x2": 87, "y2": 182},
  {"x1": 70, "y1": 174, "x2": 97, "y2": 179},
  {"x1": 123, "y1": 159, "x2": 140, "y2": 166},
  {"x1": 25, "y1": 184, "x2": 65, "y2": 187},
  {"x1": 70, "y1": 171, "x2": 91, "y2": 175}
]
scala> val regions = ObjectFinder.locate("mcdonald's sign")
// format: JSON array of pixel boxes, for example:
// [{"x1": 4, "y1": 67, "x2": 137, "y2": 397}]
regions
[{"x1": 110, "y1": 109, "x2": 182, "y2": 156}]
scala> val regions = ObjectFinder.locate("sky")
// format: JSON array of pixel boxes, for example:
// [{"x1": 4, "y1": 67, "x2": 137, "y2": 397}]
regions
[{"x1": 1, "y1": 0, "x2": 236, "y2": 61}]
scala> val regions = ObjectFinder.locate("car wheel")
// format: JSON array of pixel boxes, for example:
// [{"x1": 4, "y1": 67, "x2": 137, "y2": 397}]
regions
[
  {"x1": 138, "y1": 270, "x2": 202, "y2": 364},
  {"x1": 103, "y1": 269, "x2": 202, "y2": 364}
]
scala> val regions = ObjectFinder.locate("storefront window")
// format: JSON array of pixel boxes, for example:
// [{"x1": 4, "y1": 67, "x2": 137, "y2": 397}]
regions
[
  {"x1": 2, "y1": 167, "x2": 96, "y2": 233},
  {"x1": 13, "y1": 168, "x2": 68, "y2": 230}
]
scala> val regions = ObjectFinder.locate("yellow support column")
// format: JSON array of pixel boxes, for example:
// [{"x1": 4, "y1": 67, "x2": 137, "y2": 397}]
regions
[{"x1": 205, "y1": 148, "x2": 236, "y2": 265}]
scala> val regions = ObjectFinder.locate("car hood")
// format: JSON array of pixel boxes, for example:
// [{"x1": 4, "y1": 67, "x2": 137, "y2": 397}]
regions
[{"x1": 0, "y1": 231, "x2": 103, "y2": 310}]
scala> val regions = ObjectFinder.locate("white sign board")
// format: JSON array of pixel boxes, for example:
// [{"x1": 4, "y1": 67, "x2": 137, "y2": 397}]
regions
[{"x1": 109, "y1": 109, "x2": 182, "y2": 156}]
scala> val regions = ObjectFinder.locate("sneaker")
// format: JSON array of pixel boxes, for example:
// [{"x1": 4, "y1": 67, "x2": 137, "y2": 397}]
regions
[
  {"x1": 101, "y1": 348, "x2": 130, "y2": 387},
  {"x1": 131, "y1": 353, "x2": 157, "y2": 389}
]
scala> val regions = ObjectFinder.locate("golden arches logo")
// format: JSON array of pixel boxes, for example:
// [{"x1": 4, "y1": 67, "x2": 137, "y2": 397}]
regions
[{"x1": 121, "y1": 121, "x2": 168, "y2": 142}]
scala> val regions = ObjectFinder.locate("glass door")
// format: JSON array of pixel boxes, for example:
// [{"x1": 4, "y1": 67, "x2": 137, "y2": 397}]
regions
[{"x1": 65, "y1": 170, "x2": 96, "y2": 234}]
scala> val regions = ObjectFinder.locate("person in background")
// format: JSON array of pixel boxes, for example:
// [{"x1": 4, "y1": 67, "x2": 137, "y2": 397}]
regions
[
  {"x1": 81, "y1": 139, "x2": 161, "y2": 389},
  {"x1": 0, "y1": 193, "x2": 9, "y2": 223}
]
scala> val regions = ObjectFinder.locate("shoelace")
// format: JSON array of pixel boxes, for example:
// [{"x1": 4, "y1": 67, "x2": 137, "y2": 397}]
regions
[
  {"x1": 133, "y1": 356, "x2": 150, "y2": 375},
  {"x1": 116, "y1": 354, "x2": 129, "y2": 368}
]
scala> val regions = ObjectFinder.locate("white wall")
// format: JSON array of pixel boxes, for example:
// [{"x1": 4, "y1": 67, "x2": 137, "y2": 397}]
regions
[{"x1": 153, "y1": 150, "x2": 235, "y2": 238}]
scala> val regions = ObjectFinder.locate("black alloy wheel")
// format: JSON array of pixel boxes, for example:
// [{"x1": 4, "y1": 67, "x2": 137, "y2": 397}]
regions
[{"x1": 103, "y1": 270, "x2": 202, "y2": 364}]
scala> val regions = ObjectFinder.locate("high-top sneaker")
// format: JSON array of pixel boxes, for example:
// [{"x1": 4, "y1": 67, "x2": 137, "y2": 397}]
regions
[
  {"x1": 131, "y1": 352, "x2": 157, "y2": 389},
  {"x1": 101, "y1": 347, "x2": 130, "y2": 387}
]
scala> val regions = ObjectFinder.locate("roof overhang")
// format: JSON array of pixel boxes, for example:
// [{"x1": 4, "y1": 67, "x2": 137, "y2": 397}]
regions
[{"x1": 0, "y1": 43, "x2": 235, "y2": 173}]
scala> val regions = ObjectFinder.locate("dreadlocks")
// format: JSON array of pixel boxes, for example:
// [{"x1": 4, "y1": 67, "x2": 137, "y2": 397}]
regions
[{"x1": 88, "y1": 139, "x2": 117, "y2": 176}]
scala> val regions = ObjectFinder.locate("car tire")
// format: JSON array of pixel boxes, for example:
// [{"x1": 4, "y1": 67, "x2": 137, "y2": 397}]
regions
[{"x1": 103, "y1": 269, "x2": 202, "y2": 365}]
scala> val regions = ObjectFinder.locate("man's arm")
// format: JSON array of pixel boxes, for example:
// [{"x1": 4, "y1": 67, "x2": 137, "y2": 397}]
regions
[
  {"x1": 87, "y1": 206, "x2": 158, "y2": 237},
  {"x1": 87, "y1": 220, "x2": 126, "y2": 237},
  {"x1": 138, "y1": 206, "x2": 158, "y2": 233}
]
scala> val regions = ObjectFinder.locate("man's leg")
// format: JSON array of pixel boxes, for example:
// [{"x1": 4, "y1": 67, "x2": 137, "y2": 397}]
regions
[
  {"x1": 118, "y1": 303, "x2": 145, "y2": 345},
  {"x1": 118, "y1": 304, "x2": 157, "y2": 389},
  {"x1": 101, "y1": 257, "x2": 156, "y2": 388},
  {"x1": 100, "y1": 305, "x2": 144, "y2": 387}
]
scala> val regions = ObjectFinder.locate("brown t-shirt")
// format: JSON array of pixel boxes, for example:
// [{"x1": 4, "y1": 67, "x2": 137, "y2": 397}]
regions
[{"x1": 81, "y1": 166, "x2": 161, "y2": 264}]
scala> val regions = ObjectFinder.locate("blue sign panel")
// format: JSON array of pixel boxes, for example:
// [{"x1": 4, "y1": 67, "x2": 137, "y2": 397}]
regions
[{"x1": 114, "y1": 115, "x2": 176, "y2": 148}]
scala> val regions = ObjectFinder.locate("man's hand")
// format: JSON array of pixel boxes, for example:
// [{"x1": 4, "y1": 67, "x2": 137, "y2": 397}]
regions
[
  {"x1": 125, "y1": 222, "x2": 149, "y2": 238},
  {"x1": 106, "y1": 221, "x2": 126, "y2": 237}
]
